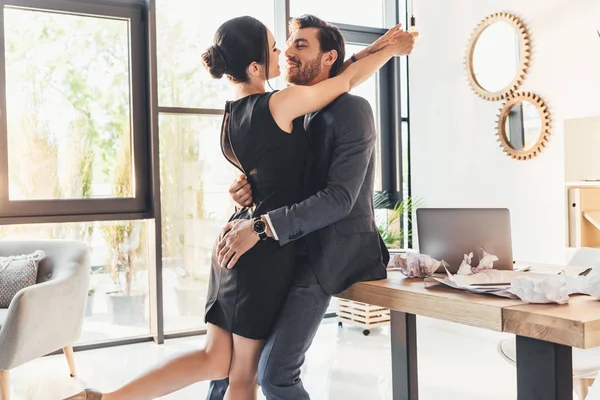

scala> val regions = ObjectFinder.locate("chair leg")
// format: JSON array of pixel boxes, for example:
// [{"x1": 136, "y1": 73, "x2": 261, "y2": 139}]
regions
[
  {"x1": 63, "y1": 345, "x2": 76, "y2": 377},
  {"x1": 0, "y1": 370, "x2": 9, "y2": 400},
  {"x1": 574, "y1": 378, "x2": 590, "y2": 399}
]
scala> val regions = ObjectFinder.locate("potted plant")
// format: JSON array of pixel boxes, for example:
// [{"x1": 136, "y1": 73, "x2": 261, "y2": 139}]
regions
[
  {"x1": 102, "y1": 220, "x2": 146, "y2": 325},
  {"x1": 101, "y1": 134, "x2": 146, "y2": 325},
  {"x1": 373, "y1": 191, "x2": 423, "y2": 250}
]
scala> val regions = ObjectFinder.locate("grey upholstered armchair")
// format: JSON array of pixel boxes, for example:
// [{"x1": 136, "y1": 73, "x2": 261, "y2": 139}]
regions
[{"x1": 0, "y1": 240, "x2": 90, "y2": 400}]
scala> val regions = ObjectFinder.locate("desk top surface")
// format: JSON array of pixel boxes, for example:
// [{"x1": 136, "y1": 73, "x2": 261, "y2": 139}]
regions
[{"x1": 339, "y1": 265, "x2": 600, "y2": 348}]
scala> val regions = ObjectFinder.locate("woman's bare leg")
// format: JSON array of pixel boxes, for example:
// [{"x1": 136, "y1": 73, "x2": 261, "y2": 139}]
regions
[
  {"x1": 224, "y1": 334, "x2": 264, "y2": 400},
  {"x1": 103, "y1": 324, "x2": 232, "y2": 400}
]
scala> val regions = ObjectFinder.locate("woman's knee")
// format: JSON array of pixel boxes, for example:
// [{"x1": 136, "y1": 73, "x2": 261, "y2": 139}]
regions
[
  {"x1": 203, "y1": 348, "x2": 231, "y2": 380},
  {"x1": 229, "y1": 370, "x2": 258, "y2": 391}
]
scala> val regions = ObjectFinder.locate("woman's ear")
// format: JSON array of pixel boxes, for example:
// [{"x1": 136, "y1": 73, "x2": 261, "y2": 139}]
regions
[
  {"x1": 247, "y1": 61, "x2": 261, "y2": 77},
  {"x1": 322, "y1": 49, "x2": 339, "y2": 67}
]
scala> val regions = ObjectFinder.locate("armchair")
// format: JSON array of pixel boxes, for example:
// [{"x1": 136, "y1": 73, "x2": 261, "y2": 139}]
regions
[{"x1": 0, "y1": 240, "x2": 90, "y2": 399}]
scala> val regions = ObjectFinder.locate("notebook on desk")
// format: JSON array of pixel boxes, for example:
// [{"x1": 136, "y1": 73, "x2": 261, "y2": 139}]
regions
[{"x1": 416, "y1": 208, "x2": 514, "y2": 273}]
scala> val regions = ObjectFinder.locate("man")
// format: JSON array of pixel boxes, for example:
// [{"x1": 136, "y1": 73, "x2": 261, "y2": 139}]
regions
[{"x1": 208, "y1": 15, "x2": 415, "y2": 400}]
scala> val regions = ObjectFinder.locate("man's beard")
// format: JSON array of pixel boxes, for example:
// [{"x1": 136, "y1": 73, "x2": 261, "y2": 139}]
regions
[{"x1": 286, "y1": 53, "x2": 323, "y2": 85}]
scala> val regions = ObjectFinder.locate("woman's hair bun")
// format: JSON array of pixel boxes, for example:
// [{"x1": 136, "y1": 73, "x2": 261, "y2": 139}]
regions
[{"x1": 201, "y1": 44, "x2": 227, "y2": 79}]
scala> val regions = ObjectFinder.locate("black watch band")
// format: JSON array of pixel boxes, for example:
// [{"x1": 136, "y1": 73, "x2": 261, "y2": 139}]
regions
[
  {"x1": 252, "y1": 217, "x2": 268, "y2": 241},
  {"x1": 351, "y1": 53, "x2": 358, "y2": 63}
]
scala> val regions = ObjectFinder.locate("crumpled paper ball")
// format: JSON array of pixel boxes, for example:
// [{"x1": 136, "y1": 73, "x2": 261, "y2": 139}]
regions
[
  {"x1": 456, "y1": 252, "x2": 474, "y2": 275},
  {"x1": 456, "y1": 248, "x2": 499, "y2": 276},
  {"x1": 391, "y1": 253, "x2": 445, "y2": 278},
  {"x1": 509, "y1": 275, "x2": 571, "y2": 304},
  {"x1": 472, "y1": 248, "x2": 499, "y2": 273},
  {"x1": 582, "y1": 271, "x2": 600, "y2": 299}
]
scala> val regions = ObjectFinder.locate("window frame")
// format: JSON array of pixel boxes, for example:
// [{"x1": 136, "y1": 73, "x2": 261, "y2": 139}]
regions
[{"x1": 0, "y1": 0, "x2": 151, "y2": 223}]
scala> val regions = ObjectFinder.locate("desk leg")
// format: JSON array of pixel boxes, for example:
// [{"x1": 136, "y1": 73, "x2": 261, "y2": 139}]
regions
[
  {"x1": 390, "y1": 311, "x2": 418, "y2": 400},
  {"x1": 516, "y1": 335, "x2": 573, "y2": 400}
]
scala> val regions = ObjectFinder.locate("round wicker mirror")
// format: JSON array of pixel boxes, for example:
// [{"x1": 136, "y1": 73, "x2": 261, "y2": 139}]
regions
[
  {"x1": 466, "y1": 13, "x2": 531, "y2": 101},
  {"x1": 496, "y1": 92, "x2": 551, "y2": 160}
]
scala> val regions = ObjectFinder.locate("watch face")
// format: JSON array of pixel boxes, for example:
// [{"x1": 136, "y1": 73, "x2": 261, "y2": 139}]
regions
[{"x1": 253, "y1": 219, "x2": 266, "y2": 234}]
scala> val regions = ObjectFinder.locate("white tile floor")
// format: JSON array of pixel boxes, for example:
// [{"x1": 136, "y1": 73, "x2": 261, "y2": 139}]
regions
[{"x1": 10, "y1": 317, "x2": 521, "y2": 400}]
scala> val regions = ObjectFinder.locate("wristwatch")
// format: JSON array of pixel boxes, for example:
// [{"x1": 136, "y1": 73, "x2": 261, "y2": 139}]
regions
[{"x1": 252, "y1": 217, "x2": 268, "y2": 241}]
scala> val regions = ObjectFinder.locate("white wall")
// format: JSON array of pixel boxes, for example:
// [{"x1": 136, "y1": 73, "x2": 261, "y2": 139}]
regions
[{"x1": 409, "y1": 0, "x2": 600, "y2": 263}]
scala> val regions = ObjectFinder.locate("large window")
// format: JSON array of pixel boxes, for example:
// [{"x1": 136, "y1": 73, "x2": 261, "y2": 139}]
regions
[
  {"x1": 0, "y1": 0, "x2": 149, "y2": 219},
  {"x1": 5, "y1": 9, "x2": 132, "y2": 201}
]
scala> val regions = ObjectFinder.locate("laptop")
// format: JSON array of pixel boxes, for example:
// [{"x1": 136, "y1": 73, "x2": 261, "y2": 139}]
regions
[{"x1": 416, "y1": 208, "x2": 514, "y2": 273}]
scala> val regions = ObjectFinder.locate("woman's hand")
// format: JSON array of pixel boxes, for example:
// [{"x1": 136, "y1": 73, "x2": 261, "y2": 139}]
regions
[
  {"x1": 229, "y1": 174, "x2": 253, "y2": 208},
  {"x1": 387, "y1": 30, "x2": 418, "y2": 57},
  {"x1": 365, "y1": 23, "x2": 406, "y2": 55}
]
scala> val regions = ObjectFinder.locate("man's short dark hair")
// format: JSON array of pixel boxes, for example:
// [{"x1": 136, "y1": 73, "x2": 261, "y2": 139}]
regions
[{"x1": 289, "y1": 15, "x2": 345, "y2": 78}]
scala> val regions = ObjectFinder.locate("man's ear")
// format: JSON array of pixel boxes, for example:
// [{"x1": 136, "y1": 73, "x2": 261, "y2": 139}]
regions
[
  {"x1": 247, "y1": 61, "x2": 261, "y2": 77},
  {"x1": 322, "y1": 49, "x2": 339, "y2": 67}
]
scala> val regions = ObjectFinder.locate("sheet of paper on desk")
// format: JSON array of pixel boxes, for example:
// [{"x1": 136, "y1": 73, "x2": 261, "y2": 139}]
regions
[
  {"x1": 431, "y1": 269, "x2": 521, "y2": 299},
  {"x1": 430, "y1": 268, "x2": 591, "y2": 303}
]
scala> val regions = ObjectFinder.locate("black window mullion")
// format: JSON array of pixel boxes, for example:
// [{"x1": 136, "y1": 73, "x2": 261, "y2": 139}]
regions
[
  {"x1": 147, "y1": 0, "x2": 164, "y2": 345},
  {"x1": 381, "y1": 58, "x2": 399, "y2": 198},
  {"x1": 130, "y1": 3, "x2": 151, "y2": 213}
]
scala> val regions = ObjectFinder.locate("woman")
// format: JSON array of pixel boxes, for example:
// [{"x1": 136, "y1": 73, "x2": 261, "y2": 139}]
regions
[{"x1": 67, "y1": 15, "x2": 415, "y2": 400}]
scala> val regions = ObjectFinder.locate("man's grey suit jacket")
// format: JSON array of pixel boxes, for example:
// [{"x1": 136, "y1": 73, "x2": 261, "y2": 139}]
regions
[{"x1": 268, "y1": 93, "x2": 389, "y2": 295}]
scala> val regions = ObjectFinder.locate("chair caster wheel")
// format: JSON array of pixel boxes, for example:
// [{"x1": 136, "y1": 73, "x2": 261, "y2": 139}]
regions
[{"x1": 363, "y1": 329, "x2": 370, "y2": 336}]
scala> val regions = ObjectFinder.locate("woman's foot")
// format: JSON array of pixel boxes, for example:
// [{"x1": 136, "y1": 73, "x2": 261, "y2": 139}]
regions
[{"x1": 64, "y1": 388, "x2": 103, "y2": 400}]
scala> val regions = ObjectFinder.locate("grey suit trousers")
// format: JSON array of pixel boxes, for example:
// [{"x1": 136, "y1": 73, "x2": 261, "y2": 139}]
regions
[{"x1": 206, "y1": 257, "x2": 331, "y2": 400}]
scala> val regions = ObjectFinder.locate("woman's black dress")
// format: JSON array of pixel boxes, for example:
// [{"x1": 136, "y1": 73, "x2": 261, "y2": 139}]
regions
[{"x1": 204, "y1": 91, "x2": 309, "y2": 340}]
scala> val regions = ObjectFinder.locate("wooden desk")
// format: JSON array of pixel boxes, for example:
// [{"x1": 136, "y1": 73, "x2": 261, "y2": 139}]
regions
[{"x1": 339, "y1": 270, "x2": 600, "y2": 400}]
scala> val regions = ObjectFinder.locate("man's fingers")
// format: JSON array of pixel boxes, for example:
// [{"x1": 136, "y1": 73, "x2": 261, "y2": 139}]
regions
[
  {"x1": 217, "y1": 236, "x2": 232, "y2": 264},
  {"x1": 217, "y1": 231, "x2": 230, "y2": 252},
  {"x1": 221, "y1": 248, "x2": 236, "y2": 269},
  {"x1": 218, "y1": 244, "x2": 231, "y2": 266},
  {"x1": 227, "y1": 254, "x2": 240, "y2": 270}
]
